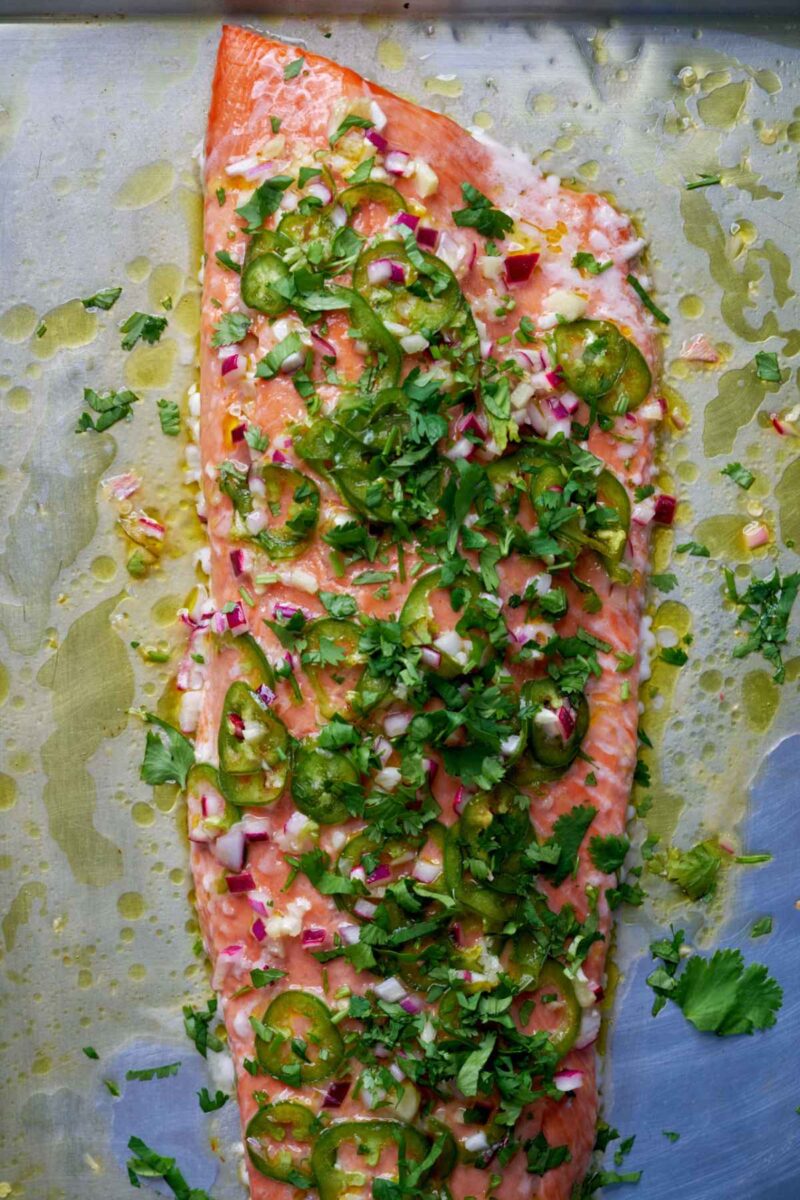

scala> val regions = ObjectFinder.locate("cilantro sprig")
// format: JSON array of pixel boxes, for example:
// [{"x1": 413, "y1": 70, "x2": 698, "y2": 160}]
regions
[
  {"x1": 120, "y1": 311, "x2": 168, "y2": 350},
  {"x1": 724, "y1": 567, "x2": 800, "y2": 683},
  {"x1": 452, "y1": 182, "x2": 514, "y2": 240}
]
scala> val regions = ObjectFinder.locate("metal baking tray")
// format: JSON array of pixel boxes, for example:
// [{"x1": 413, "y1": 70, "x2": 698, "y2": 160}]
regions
[{"x1": 1, "y1": 11, "x2": 798, "y2": 1200}]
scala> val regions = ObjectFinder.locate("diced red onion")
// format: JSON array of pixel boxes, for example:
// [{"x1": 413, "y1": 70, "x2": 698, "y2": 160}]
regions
[
  {"x1": 743, "y1": 521, "x2": 769, "y2": 549},
  {"x1": 188, "y1": 826, "x2": 213, "y2": 845},
  {"x1": 339, "y1": 923, "x2": 360, "y2": 945},
  {"x1": 385, "y1": 149, "x2": 410, "y2": 175},
  {"x1": 138, "y1": 514, "x2": 165, "y2": 539},
  {"x1": 632, "y1": 497, "x2": 657, "y2": 526},
  {"x1": 504, "y1": 252, "x2": 539, "y2": 284},
  {"x1": 412, "y1": 859, "x2": 441, "y2": 884},
  {"x1": 104, "y1": 471, "x2": 141, "y2": 500},
  {"x1": 365, "y1": 127, "x2": 388, "y2": 152},
  {"x1": 453, "y1": 785, "x2": 472, "y2": 816},
  {"x1": 445, "y1": 436, "x2": 475, "y2": 461},
  {"x1": 273, "y1": 601, "x2": 302, "y2": 621},
  {"x1": 654, "y1": 494, "x2": 676, "y2": 526},
  {"x1": 272, "y1": 449, "x2": 288, "y2": 465},
  {"x1": 322, "y1": 1079, "x2": 351, "y2": 1108},
  {"x1": 302, "y1": 927, "x2": 327, "y2": 947},
  {"x1": 331, "y1": 204, "x2": 347, "y2": 228},
  {"x1": 770, "y1": 413, "x2": 787, "y2": 436},
  {"x1": 229, "y1": 548, "x2": 249, "y2": 577},
  {"x1": 416, "y1": 225, "x2": 439, "y2": 250},
  {"x1": 367, "y1": 257, "x2": 406, "y2": 286},
  {"x1": 311, "y1": 329, "x2": 337, "y2": 360},
  {"x1": 220, "y1": 943, "x2": 244, "y2": 958},
  {"x1": 575, "y1": 1009, "x2": 602, "y2": 1050},
  {"x1": 373, "y1": 976, "x2": 407, "y2": 1003},
  {"x1": 559, "y1": 390, "x2": 580, "y2": 414},
  {"x1": 393, "y1": 210, "x2": 419, "y2": 232},
  {"x1": 455, "y1": 411, "x2": 488, "y2": 440},
  {"x1": 226, "y1": 870, "x2": 255, "y2": 894},
  {"x1": 422, "y1": 755, "x2": 438, "y2": 781},
  {"x1": 384, "y1": 710, "x2": 412, "y2": 738},
  {"x1": 201, "y1": 792, "x2": 225, "y2": 819},
  {"x1": 399, "y1": 994, "x2": 424, "y2": 1015},
  {"x1": 213, "y1": 828, "x2": 245, "y2": 871},
  {"x1": 373, "y1": 736, "x2": 393, "y2": 764},
  {"x1": 254, "y1": 684, "x2": 276, "y2": 710},
  {"x1": 227, "y1": 711, "x2": 245, "y2": 740},
  {"x1": 251, "y1": 916, "x2": 267, "y2": 942},
  {"x1": 464, "y1": 1131, "x2": 490, "y2": 1154},
  {"x1": 248, "y1": 892, "x2": 270, "y2": 917},
  {"x1": 553, "y1": 1068, "x2": 585, "y2": 1092},
  {"x1": 557, "y1": 704, "x2": 576, "y2": 739},
  {"x1": 307, "y1": 182, "x2": 332, "y2": 205},
  {"x1": 420, "y1": 646, "x2": 442, "y2": 670},
  {"x1": 221, "y1": 353, "x2": 245, "y2": 379},
  {"x1": 242, "y1": 815, "x2": 271, "y2": 842},
  {"x1": 231, "y1": 422, "x2": 247, "y2": 443},
  {"x1": 225, "y1": 601, "x2": 248, "y2": 634},
  {"x1": 354, "y1": 898, "x2": 378, "y2": 921},
  {"x1": 367, "y1": 864, "x2": 392, "y2": 886},
  {"x1": 548, "y1": 397, "x2": 570, "y2": 421}
]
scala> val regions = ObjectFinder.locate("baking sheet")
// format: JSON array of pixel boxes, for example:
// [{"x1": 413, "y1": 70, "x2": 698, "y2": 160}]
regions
[{"x1": 0, "y1": 13, "x2": 799, "y2": 1200}]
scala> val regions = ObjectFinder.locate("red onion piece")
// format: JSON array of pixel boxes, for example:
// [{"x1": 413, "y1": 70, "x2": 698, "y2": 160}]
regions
[
  {"x1": 311, "y1": 329, "x2": 337, "y2": 360},
  {"x1": 354, "y1": 898, "x2": 378, "y2": 921},
  {"x1": 412, "y1": 859, "x2": 441, "y2": 884},
  {"x1": 385, "y1": 149, "x2": 410, "y2": 175},
  {"x1": 225, "y1": 601, "x2": 248, "y2": 634},
  {"x1": 549, "y1": 397, "x2": 570, "y2": 421},
  {"x1": 201, "y1": 792, "x2": 225, "y2": 820},
  {"x1": 229, "y1": 548, "x2": 248, "y2": 577},
  {"x1": 365, "y1": 128, "x2": 388, "y2": 152},
  {"x1": 254, "y1": 684, "x2": 276, "y2": 710},
  {"x1": 416, "y1": 225, "x2": 439, "y2": 250},
  {"x1": 322, "y1": 1079, "x2": 351, "y2": 1108},
  {"x1": 383, "y1": 710, "x2": 412, "y2": 738},
  {"x1": 373, "y1": 976, "x2": 407, "y2": 1003},
  {"x1": 273, "y1": 601, "x2": 302, "y2": 621},
  {"x1": 221, "y1": 353, "x2": 244, "y2": 378},
  {"x1": 654, "y1": 494, "x2": 677, "y2": 526},
  {"x1": 367, "y1": 257, "x2": 406, "y2": 286},
  {"x1": 575, "y1": 1009, "x2": 602, "y2": 1050},
  {"x1": 251, "y1": 916, "x2": 267, "y2": 942},
  {"x1": 770, "y1": 413, "x2": 787, "y2": 436},
  {"x1": 445, "y1": 436, "x2": 475, "y2": 461},
  {"x1": 230, "y1": 422, "x2": 247, "y2": 443},
  {"x1": 553, "y1": 1068, "x2": 584, "y2": 1092},
  {"x1": 453, "y1": 785, "x2": 472, "y2": 815},
  {"x1": 227, "y1": 711, "x2": 245, "y2": 740},
  {"x1": 420, "y1": 646, "x2": 442, "y2": 670},
  {"x1": 504, "y1": 252, "x2": 540, "y2": 284},
  {"x1": 422, "y1": 755, "x2": 438, "y2": 781},
  {"x1": 545, "y1": 366, "x2": 565, "y2": 390},
  {"x1": 213, "y1": 827, "x2": 245, "y2": 871},
  {"x1": 393, "y1": 211, "x2": 420, "y2": 232},
  {"x1": 302, "y1": 927, "x2": 327, "y2": 947},
  {"x1": 367, "y1": 863, "x2": 392, "y2": 886},
  {"x1": 399, "y1": 995, "x2": 424, "y2": 1015},
  {"x1": 248, "y1": 893, "x2": 270, "y2": 917},
  {"x1": 455, "y1": 411, "x2": 488, "y2": 440},
  {"x1": 226, "y1": 870, "x2": 255, "y2": 894},
  {"x1": 557, "y1": 704, "x2": 576, "y2": 739},
  {"x1": 307, "y1": 182, "x2": 332, "y2": 205},
  {"x1": 272, "y1": 449, "x2": 288, "y2": 465}
]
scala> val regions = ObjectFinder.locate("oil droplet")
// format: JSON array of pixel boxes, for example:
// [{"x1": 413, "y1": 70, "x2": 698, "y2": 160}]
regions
[
  {"x1": 120, "y1": 926, "x2": 135, "y2": 943},
  {"x1": 530, "y1": 93, "x2": 556, "y2": 116},
  {"x1": 679, "y1": 294, "x2": 704, "y2": 319},
  {"x1": 172, "y1": 291, "x2": 201, "y2": 338},
  {"x1": 554, "y1": 134, "x2": 574, "y2": 153},
  {"x1": 703, "y1": 364, "x2": 769, "y2": 457},
  {"x1": 699, "y1": 668, "x2": 723, "y2": 692},
  {"x1": 676, "y1": 460, "x2": 699, "y2": 483},
  {"x1": 31, "y1": 1054, "x2": 52, "y2": 1075},
  {"x1": 117, "y1": 892, "x2": 146, "y2": 920},
  {"x1": 0, "y1": 774, "x2": 18, "y2": 811},
  {"x1": 169, "y1": 867, "x2": 185, "y2": 885},
  {"x1": 695, "y1": 514, "x2": 750, "y2": 561},
  {"x1": 377, "y1": 38, "x2": 406, "y2": 72},
  {"x1": 124, "y1": 339, "x2": 177, "y2": 390},
  {"x1": 26, "y1": 361, "x2": 42, "y2": 381},
  {"x1": 114, "y1": 161, "x2": 176, "y2": 210},
  {"x1": 775, "y1": 457, "x2": 800, "y2": 548},
  {"x1": 6, "y1": 385, "x2": 31, "y2": 413},
  {"x1": 751, "y1": 68, "x2": 781, "y2": 95},
  {"x1": 31, "y1": 300, "x2": 97, "y2": 361},
  {"x1": 128, "y1": 963, "x2": 147, "y2": 981},
  {"x1": 91, "y1": 555, "x2": 117, "y2": 582},
  {"x1": 788, "y1": 120, "x2": 800, "y2": 144},
  {"x1": 578, "y1": 160, "x2": 600, "y2": 182},
  {"x1": 78, "y1": 968, "x2": 93, "y2": 988},
  {"x1": 424, "y1": 75, "x2": 463, "y2": 99},
  {"x1": 148, "y1": 263, "x2": 184, "y2": 312},
  {"x1": 697, "y1": 80, "x2": 749, "y2": 131},
  {"x1": 0, "y1": 661, "x2": 8, "y2": 706},
  {"x1": 741, "y1": 670, "x2": 779, "y2": 732},
  {"x1": 126, "y1": 256, "x2": 151, "y2": 283},
  {"x1": 151, "y1": 594, "x2": 180, "y2": 627},
  {"x1": 132, "y1": 801, "x2": 155, "y2": 826},
  {"x1": 473, "y1": 111, "x2": 494, "y2": 131},
  {"x1": 0, "y1": 303, "x2": 38, "y2": 343}
]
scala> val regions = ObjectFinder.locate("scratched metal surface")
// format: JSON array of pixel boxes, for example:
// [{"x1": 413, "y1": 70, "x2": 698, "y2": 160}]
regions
[{"x1": 0, "y1": 14, "x2": 798, "y2": 1200}]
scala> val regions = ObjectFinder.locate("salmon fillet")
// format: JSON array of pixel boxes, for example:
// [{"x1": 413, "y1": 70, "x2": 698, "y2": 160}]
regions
[{"x1": 186, "y1": 23, "x2": 658, "y2": 1200}]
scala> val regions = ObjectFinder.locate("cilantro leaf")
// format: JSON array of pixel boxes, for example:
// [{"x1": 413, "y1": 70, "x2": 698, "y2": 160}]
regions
[
  {"x1": 157, "y1": 398, "x2": 181, "y2": 436},
  {"x1": 81, "y1": 286, "x2": 122, "y2": 311},
  {"x1": 256, "y1": 332, "x2": 304, "y2": 380},
  {"x1": 283, "y1": 55, "x2": 304, "y2": 79},
  {"x1": 198, "y1": 1087, "x2": 229, "y2": 1112},
  {"x1": 589, "y1": 834, "x2": 630, "y2": 874},
  {"x1": 126, "y1": 1136, "x2": 214, "y2": 1199},
  {"x1": 725, "y1": 567, "x2": 800, "y2": 683},
  {"x1": 676, "y1": 540, "x2": 710, "y2": 557},
  {"x1": 251, "y1": 967, "x2": 288, "y2": 987},
  {"x1": 650, "y1": 839, "x2": 724, "y2": 900},
  {"x1": 659, "y1": 646, "x2": 688, "y2": 666},
  {"x1": 456, "y1": 1033, "x2": 496, "y2": 1096},
  {"x1": 140, "y1": 714, "x2": 195, "y2": 788},
  {"x1": 82, "y1": 1046, "x2": 99, "y2": 1059},
  {"x1": 125, "y1": 1062, "x2": 181, "y2": 1082},
  {"x1": 651, "y1": 572, "x2": 678, "y2": 593},
  {"x1": 235, "y1": 174, "x2": 293, "y2": 232},
  {"x1": 120, "y1": 311, "x2": 168, "y2": 350},
  {"x1": 720, "y1": 461, "x2": 754, "y2": 490},
  {"x1": 626, "y1": 273, "x2": 670, "y2": 324},
  {"x1": 348, "y1": 156, "x2": 375, "y2": 184},
  {"x1": 572, "y1": 251, "x2": 612, "y2": 275},
  {"x1": 215, "y1": 249, "x2": 241, "y2": 274},
  {"x1": 183, "y1": 998, "x2": 224, "y2": 1057},
  {"x1": 673, "y1": 949, "x2": 783, "y2": 1035},
  {"x1": 755, "y1": 350, "x2": 781, "y2": 382},
  {"x1": 685, "y1": 173, "x2": 721, "y2": 190},
  {"x1": 329, "y1": 115, "x2": 374, "y2": 146},
  {"x1": 211, "y1": 312, "x2": 251, "y2": 347},
  {"x1": 76, "y1": 386, "x2": 139, "y2": 433},
  {"x1": 750, "y1": 916, "x2": 773, "y2": 938},
  {"x1": 547, "y1": 805, "x2": 597, "y2": 885},
  {"x1": 319, "y1": 590, "x2": 358, "y2": 618},
  {"x1": 525, "y1": 1131, "x2": 572, "y2": 1175},
  {"x1": 452, "y1": 183, "x2": 514, "y2": 240}
]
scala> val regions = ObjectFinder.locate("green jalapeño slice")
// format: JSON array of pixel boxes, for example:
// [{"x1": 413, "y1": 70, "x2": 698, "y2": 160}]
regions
[
  {"x1": 217, "y1": 680, "x2": 290, "y2": 806},
  {"x1": 254, "y1": 990, "x2": 344, "y2": 1084}
]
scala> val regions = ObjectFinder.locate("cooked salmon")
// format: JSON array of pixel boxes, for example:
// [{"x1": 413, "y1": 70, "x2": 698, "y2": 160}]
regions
[{"x1": 187, "y1": 23, "x2": 658, "y2": 1199}]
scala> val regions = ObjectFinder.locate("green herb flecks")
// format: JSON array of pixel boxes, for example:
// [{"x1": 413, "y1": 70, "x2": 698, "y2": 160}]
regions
[
  {"x1": 626, "y1": 274, "x2": 670, "y2": 324},
  {"x1": 140, "y1": 714, "x2": 195, "y2": 788},
  {"x1": 724, "y1": 567, "x2": 800, "y2": 683},
  {"x1": 82, "y1": 286, "x2": 122, "y2": 311},
  {"x1": 76, "y1": 387, "x2": 140, "y2": 433},
  {"x1": 157, "y1": 398, "x2": 181, "y2": 436},
  {"x1": 120, "y1": 311, "x2": 168, "y2": 350},
  {"x1": 452, "y1": 182, "x2": 514, "y2": 240}
]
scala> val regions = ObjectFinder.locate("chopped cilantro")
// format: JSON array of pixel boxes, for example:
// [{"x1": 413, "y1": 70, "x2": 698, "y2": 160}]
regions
[
  {"x1": 546, "y1": 805, "x2": 597, "y2": 885},
  {"x1": 120, "y1": 311, "x2": 168, "y2": 350},
  {"x1": 626, "y1": 273, "x2": 670, "y2": 324},
  {"x1": 659, "y1": 646, "x2": 688, "y2": 666},
  {"x1": 283, "y1": 55, "x2": 305, "y2": 79},
  {"x1": 126, "y1": 1136, "x2": 213, "y2": 1199},
  {"x1": 236, "y1": 174, "x2": 293, "y2": 232},
  {"x1": 663, "y1": 1130, "x2": 681, "y2": 1142},
  {"x1": 256, "y1": 332, "x2": 304, "y2": 380},
  {"x1": 76, "y1": 386, "x2": 139, "y2": 433},
  {"x1": 319, "y1": 590, "x2": 358, "y2": 618},
  {"x1": 211, "y1": 311, "x2": 251, "y2": 347},
  {"x1": 157, "y1": 398, "x2": 181, "y2": 436},
  {"x1": 348, "y1": 156, "x2": 375, "y2": 184},
  {"x1": 198, "y1": 1087, "x2": 229, "y2": 1112},
  {"x1": 125, "y1": 1062, "x2": 181, "y2": 1082},
  {"x1": 750, "y1": 916, "x2": 773, "y2": 938},
  {"x1": 572, "y1": 251, "x2": 612, "y2": 275},
  {"x1": 81, "y1": 286, "x2": 122, "y2": 311},
  {"x1": 651, "y1": 572, "x2": 678, "y2": 593},
  {"x1": 329, "y1": 114, "x2": 374, "y2": 146},
  {"x1": 649, "y1": 839, "x2": 724, "y2": 900},
  {"x1": 104, "y1": 1078, "x2": 120, "y2": 1097},
  {"x1": 525, "y1": 1131, "x2": 572, "y2": 1175},
  {"x1": 755, "y1": 350, "x2": 780, "y2": 382},
  {"x1": 183, "y1": 998, "x2": 224, "y2": 1057},
  {"x1": 140, "y1": 714, "x2": 195, "y2": 788},
  {"x1": 724, "y1": 567, "x2": 800, "y2": 683},
  {"x1": 215, "y1": 249, "x2": 241, "y2": 274},
  {"x1": 721, "y1": 461, "x2": 754, "y2": 490},
  {"x1": 82, "y1": 1046, "x2": 99, "y2": 1060},
  {"x1": 589, "y1": 834, "x2": 630, "y2": 874},
  {"x1": 251, "y1": 967, "x2": 287, "y2": 987},
  {"x1": 676, "y1": 540, "x2": 710, "y2": 557},
  {"x1": 215, "y1": 186, "x2": 225, "y2": 206},
  {"x1": 685, "y1": 173, "x2": 721, "y2": 190},
  {"x1": 452, "y1": 182, "x2": 514, "y2": 240},
  {"x1": 270, "y1": 115, "x2": 282, "y2": 133}
]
